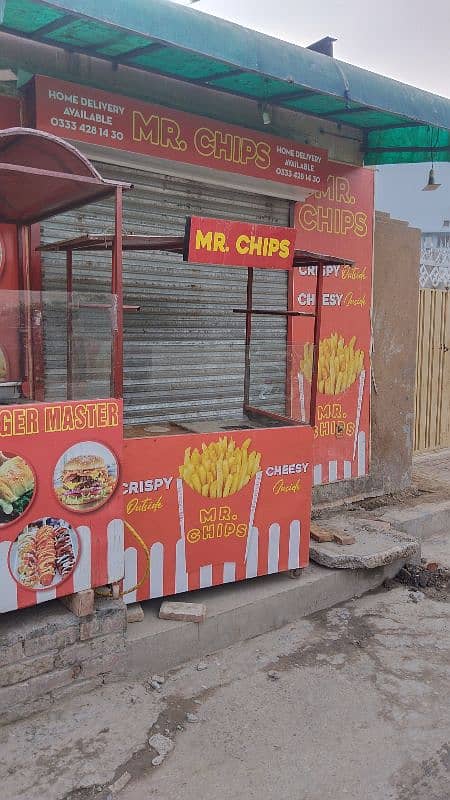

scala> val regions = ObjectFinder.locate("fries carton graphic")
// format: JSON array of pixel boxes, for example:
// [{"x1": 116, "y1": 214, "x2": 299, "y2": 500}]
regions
[
  {"x1": 177, "y1": 435, "x2": 263, "y2": 572},
  {"x1": 297, "y1": 332, "x2": 366, "y2": 462}
]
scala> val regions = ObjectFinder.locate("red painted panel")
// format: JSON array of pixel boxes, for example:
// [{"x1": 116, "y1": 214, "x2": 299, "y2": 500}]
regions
[
  {"x1": 0, "y1": 399, "x2": 123, "y2": 613},
  {"x1": 123, "y1": 426, "x2": 313, "y2": 601}
]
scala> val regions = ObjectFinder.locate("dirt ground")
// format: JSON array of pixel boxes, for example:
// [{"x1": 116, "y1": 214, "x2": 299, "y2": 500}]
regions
[{"x1": 1, "y1": 529, "x2": 448, "y2": 800}]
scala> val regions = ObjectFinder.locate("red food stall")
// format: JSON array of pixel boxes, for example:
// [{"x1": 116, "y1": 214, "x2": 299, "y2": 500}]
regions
[
  {"x1": 39, "y1": 216, "x2": 352, "y2": 605},
  {"x1": 0, "y1": 126, "x2": 352, "y2": 614}
]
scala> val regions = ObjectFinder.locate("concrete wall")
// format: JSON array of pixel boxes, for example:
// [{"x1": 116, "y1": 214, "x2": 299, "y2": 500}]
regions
[
  {"x1": 313, "y1": 211, "x2": 421, "y2": 504},
  {"x1": 370, "y1": 212, "x2": 421, "y2": 492}
]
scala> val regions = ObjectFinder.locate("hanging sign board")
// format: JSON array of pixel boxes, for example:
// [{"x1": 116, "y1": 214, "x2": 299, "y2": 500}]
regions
[
  {"x1": 290, "y1": 163, "x2": 374, "y2": 484},
  {"x1": 33, "y1": 76, "x2": 328, "y2": 199},
  {"x1": 0, "y1": 95, "x2": 20, "y2": 130},
  {"x1": 185, "y1": 216, "x2": 296, "y2": 269}
]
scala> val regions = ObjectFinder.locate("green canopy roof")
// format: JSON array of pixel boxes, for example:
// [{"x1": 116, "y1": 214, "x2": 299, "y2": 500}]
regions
[{"x1": 1, "y1": 0, "x2": 449, "y2": 165}]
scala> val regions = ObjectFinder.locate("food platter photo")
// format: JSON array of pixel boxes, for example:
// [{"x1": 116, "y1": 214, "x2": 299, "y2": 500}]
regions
[
  {"x1": 8, "y1": 517, "x2": 80, "y2": 591},
  {"x1": 53, "y1": 441, "x2": 119, "y2": 513},
  {"x1": 0, "y1": 450, "x2": 36, "y2": 526}
]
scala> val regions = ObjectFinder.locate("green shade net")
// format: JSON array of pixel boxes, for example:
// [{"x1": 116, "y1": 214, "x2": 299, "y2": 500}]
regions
[{"x1": 1, "y1": 0, "x2": 449, "y2": 165}]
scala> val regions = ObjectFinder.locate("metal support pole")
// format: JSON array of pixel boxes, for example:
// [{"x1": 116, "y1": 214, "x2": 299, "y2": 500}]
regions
[
  {"x1": 243, "y1": 267, "x2": 254, "y2": 408},
  {"x1": 111, "y1": 187, "x2": 124, "y2": 398},
  {"x1": 310, "y1": 261, "x2": 324, "y2": 426},
  {"x1": 66, "y1": 249, "x2": 73, "y2": 400},
  {"x1": 285, "y1": 267, "x2": 295, "y2": 416},
  {"x1": 17, "y1": 224, "x2": 33, "y2": 399}
]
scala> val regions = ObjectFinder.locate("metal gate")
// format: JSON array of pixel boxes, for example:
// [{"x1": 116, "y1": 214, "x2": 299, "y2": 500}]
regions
[
  {"x1": 41, "y1": 164, "x2": 290, "y2": 424},
  {"x1": 414, "y1": 288, "x2": 450, "y2": 451}
]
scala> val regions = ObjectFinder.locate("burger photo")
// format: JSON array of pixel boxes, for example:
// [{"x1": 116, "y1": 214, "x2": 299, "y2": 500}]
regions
[{"x1": 57, "y1": 454, "x2": 113, "y2": 509}]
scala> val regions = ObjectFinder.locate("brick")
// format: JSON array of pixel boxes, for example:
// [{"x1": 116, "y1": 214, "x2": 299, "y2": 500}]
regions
[
  {"x1": 126, "y1": 603, "x2": 144, "y2": 624},
  {"x1": 94, "y1": 596, "x2": 126, "y2": 614},
  {"x1": 333, "y1": 532, "x2": 356, "y2": 546},
  {"x1": 0, "y1": 651, "x2": 55, "y2": 687},
  {"x1": 25, "y1": 666, "x2": 77, "y2": 701},
  {"x1": 0, "y1": 640, "x2": 24, "y2": 668},
  {"x1": 0, "y1": 610, "x2": 29, "y2": 648},
  {"x1": 0, "y1": 602, "x2": 78, "y2": 650},
  {"x1": 81, "y1": 650, "x2": 125, "y2": 680},
  {"x1": 60, "y1": 590, "x2": 95, "y2": 618},
  {"x1": 57, "y1": 633, "x2": 125, "y2": 668},
  {"x1": 310, "y1": 523, "x2": 334, "y2": 543},
  {"x1": 51, "y1": 676, "x2": 103, "y2": 703},
  {"x1": 0, "y1": 680, "x2": 30, "y2": 713},
  {"x1": 0, "y1": 694, "x2": 53, "y2": 727},
  {"x1": 80, "y1": 608, "x2": 126, "y2": 641},
  {"x1": 159, "y1": 601, "x2": 206, "y2": 623},
  {"x1": 24, "y1": 627, "x2": 78, "y2": 657}
]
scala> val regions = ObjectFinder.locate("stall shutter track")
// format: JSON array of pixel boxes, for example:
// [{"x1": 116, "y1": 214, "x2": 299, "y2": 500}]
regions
[{"x1": 41, "y1": 164, "x2": 290, "y2": 424}]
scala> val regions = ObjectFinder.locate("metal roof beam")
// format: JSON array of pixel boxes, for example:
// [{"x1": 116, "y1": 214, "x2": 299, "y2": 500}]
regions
[
  {"x1": 318, "y1": 105, "x2": 369, "y2": 118},
  {"x1": 0, "y1": 25, "x2": 140, "y2": 65},
  {"x1": 82, "y1": 33, "x2": 130, "y2": 53},
  {"x1": 367, "y1": 145, "x2": 449, "y2": 153},
  {"x1": 31, "y1": 13, "x2": 74, "y2": 38},
  {"x1": 116, "y1": 41, "x2": 167, "y2": 63},
  {"x1": 365, "y1": 120, "x2": 424, "y2": 132},
  {"x1": 193, "y1": 68, "x2": 244, "y2": 85},
  {"x1": 266, "y1": 99, "x2": 365, "y2": 134},
  {"x1": 268, "y1": 89, "x2": 316, "y2": 104}
]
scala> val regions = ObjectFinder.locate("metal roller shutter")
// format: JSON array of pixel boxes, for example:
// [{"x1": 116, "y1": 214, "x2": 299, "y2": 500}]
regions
[{"x1": 41, "y1": 163, "x2": 290, "y2": 425}]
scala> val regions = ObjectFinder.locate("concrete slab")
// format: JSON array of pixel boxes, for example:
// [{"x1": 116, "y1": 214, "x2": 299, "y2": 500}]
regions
[
  {"x1": 125, "y1": 558, "x2": 404, "y2": 677},
  {"x1": 315, "y1": 492, "x2": 450, "y2": 543},
  {"x1": 421, "y1": 529, "x2": 450, "y2": 568},
  {"x1": 380, "y1": 499, "x2": 450, "y2": 540},
  {"x1": 308, "y1": 514, "x2": 419, "y2": 569},
  {"x1": 310, "y1": 527, "x2": 419, "y2": 569}
]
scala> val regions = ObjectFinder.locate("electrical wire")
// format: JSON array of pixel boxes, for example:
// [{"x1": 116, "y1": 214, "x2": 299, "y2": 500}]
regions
[{"x1": 94, "y1": 520, "x2": 151, "y2": 599}]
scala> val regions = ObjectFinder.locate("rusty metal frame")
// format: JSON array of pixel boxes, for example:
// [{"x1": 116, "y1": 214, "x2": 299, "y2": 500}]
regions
[
  {"x1": 0, "y1": 127, "x2": 130, "y2": 403},
  {"x1": 64, "y1": 187, "x2": 127, "y2": 400},
  {"x1": 44, "y1": 229, "x2": 353, "y2": 425},
  {"x1": 310, "y1": 261, "x2": 325, "y2": 426}
]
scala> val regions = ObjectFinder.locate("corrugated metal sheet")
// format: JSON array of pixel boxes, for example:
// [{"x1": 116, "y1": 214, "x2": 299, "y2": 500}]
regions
[
  {"x1": 40, "y1": 289, "x2": 113, "y2": 402},
  {"x1": 41, "y1": 163, "x2": 290, "y2": 424}
]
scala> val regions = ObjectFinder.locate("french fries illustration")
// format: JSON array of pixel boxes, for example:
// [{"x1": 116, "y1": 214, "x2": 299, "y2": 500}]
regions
[
  {"x1": 179, "y1": 436, "x2": 262, "y2": 498},
  {"x1": 299, "y1": 333, "x2": 365, "y2": 396}
]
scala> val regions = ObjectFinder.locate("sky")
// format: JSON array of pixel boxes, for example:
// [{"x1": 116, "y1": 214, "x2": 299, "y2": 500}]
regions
[
  {"x1": 174, "y1": 0, "x2": 450, "y2": 230},
  {"x1": 176, "y1": 0, "x2": 450, "y2": 98}
]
